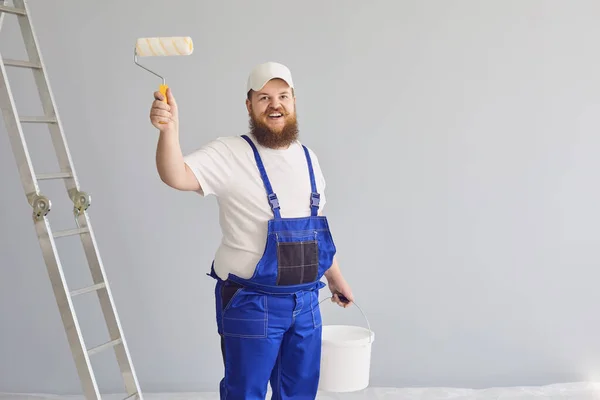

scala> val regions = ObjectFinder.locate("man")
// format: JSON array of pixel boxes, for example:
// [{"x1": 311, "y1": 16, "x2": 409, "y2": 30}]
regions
[{"x1": 149, "y1": 61, "x2": 353, "y2": 399}]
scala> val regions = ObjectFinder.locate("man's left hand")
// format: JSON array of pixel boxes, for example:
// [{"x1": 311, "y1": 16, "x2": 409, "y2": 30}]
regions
[{"x1": 327, "y1": 275, "x2": 354, "y2": 308}]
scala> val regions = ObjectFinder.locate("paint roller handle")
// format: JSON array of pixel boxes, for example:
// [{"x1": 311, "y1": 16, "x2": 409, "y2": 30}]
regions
[
  {"x1": 151, "y1": 87, "x2": 178, "y2": 130},
  {"x1": 159, "y1": 84, "x2": 169, "y2": 104},
  {"x1": 157, "y1": 84, "x2": 169, "y2": 124}
]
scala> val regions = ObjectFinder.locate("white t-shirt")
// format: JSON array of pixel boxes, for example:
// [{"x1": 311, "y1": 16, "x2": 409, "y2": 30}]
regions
[{"x1": 183, "y1": 134, "x2": 327, "y2": 281}]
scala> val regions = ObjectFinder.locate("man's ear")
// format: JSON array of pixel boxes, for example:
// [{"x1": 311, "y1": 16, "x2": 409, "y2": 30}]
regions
[{"x1": 246, "y1": 99, "x2": 251, "y2": 114}]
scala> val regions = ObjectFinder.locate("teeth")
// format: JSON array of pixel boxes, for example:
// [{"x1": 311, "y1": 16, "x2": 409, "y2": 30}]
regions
[{"x1": 269, "y1": 113, "x2": 282, "y2": 117}]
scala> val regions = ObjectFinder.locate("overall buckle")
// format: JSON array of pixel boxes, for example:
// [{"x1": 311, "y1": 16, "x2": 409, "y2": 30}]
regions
[
  {"x1": 311, "y1": 192, "x2": 320, "y2": 208},
  {"x1": 268, "y1": 193, "x2": 280, "y2": 210}
]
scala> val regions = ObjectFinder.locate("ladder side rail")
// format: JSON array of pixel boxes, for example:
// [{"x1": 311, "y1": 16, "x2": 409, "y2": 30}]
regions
[
  {"x1": 14, "y1": 0, "x2": 80, "y2": 197},
  {"x1": 2, "y1": 2, "x2": 144, "y2": 398},
  {"x1": 15, "y1": 2, "x2": 144, "y2": 396},
  {"x1": 0, "y1": 52, "x2": 102, "y2": 399}
]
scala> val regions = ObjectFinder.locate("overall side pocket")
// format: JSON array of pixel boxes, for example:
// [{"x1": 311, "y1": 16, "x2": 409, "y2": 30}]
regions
[{"x1": 221, "y1": 289, "x2": 268, "y2": 338}]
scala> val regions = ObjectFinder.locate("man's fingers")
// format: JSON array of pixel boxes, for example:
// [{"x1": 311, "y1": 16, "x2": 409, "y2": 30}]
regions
[
  {"x1": 152, "y1": 99, "x2": 170, "y2": 111},
  {"x1": 331, "y1": 292, "x2": 353, "y2": 308},
  {"x1": 330, "y1": 294, "x2": 343, "y2": 307},
  {"x1": 150, "y1": 110, "x2": 171, "y2": 119},
  {"x1": 150, "y1": 107, "x2": 171, "y2": 114},
  {"x1": 166, "y1": 87, "x2": 177, "y2": 106},
  {"x1": 150, "y1": 110, "x2": 172, "y2": 121},
  {"x1": 153, "y1": 91, "x2": 164, "y2": 101}
]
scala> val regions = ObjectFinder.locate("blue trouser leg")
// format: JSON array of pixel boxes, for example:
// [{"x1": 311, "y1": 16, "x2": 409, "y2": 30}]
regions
[
  {"x1": 216, "y1": 281, "x2": 282, "y2": 399},
  {"x1": 269, "y1": 290, "x2": 322, "y2": 400},
  {"x1": 215, "y1": 281, "x2": 322, "y2": 400}
]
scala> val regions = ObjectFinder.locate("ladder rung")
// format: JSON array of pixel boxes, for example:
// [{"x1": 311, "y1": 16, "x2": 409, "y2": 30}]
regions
[
  {"x1": 53, "y1": 227, "x2": 89, "y2": 238},
  {"x1": 0, "y1": 4, "x2": 26, "y2": 15},
  {"x1": 37, "y1": 172, "x2": 73, "y2": 180},
  {"x1": 20, "y1": 116, "x2": 57, "y2": 123},
  {"x1": 88, "y1": 338, "x2": 122, "y2": 356},
  {"x1": 70, "y1": 282, "x2": 106, "y2": 297},
  {"x1": 122, "y1": 393, "x2": 138, "y2": 400},
  {"x1": 4, "y1": 58, "x2": 41, "y2": 69}
]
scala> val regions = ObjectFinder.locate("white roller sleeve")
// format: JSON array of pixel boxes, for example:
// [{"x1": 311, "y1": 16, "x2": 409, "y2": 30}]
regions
[{"x1": 135, "y1": 37, "x2": 193, "y2": 57}]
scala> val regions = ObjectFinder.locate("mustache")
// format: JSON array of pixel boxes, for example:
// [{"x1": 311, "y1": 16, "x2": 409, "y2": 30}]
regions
[{"x1": 263, "y1": 107, "x2": 288, "y2": 116}]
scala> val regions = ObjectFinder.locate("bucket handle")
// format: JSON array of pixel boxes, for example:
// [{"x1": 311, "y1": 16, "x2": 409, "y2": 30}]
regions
[{"x1": 319, "y1": 294, "x2": 373, "y2": 344}]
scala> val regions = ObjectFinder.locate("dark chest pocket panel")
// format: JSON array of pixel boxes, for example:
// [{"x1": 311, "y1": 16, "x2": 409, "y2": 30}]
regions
[{"x1": 276, "y1": 231, "x2": 319, "y2": 286}]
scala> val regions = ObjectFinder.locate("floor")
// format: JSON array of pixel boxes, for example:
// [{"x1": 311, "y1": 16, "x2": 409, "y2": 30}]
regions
[{"x1": 1, "y1": 382, "x2": 599, "y2": 399}]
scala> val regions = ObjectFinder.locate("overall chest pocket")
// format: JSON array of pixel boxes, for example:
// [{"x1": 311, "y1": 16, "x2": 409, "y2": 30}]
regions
[{"x1": 275, "y1": 230, "x2": 319, "y2": 286}]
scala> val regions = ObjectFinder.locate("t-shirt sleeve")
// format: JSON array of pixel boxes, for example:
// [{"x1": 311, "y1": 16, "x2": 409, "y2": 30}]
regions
[
  {"x1": 308, "y1": 148, "x2": 327, "y2": 212},
  {"x1": 183, "y1": 138, "x2": 233, "y2": 197}
]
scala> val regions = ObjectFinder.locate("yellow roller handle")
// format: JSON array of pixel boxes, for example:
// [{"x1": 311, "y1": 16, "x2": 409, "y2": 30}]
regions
[
  {"x1": 159, "y1": 83, "x2": 169, "y2": 103},
  {"x1": 159, "y1": 83, "x2": 169, "y2": 124}
]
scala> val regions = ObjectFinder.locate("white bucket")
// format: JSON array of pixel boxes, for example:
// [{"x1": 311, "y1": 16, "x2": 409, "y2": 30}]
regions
[{"x1": 318, "y1": 297, "x2": 374, "y2": 393}]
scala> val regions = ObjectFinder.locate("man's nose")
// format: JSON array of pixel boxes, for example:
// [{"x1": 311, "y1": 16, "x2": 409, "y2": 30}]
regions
[{"x1": 269, "y1": 98, "x2": 281, "y2": 108}]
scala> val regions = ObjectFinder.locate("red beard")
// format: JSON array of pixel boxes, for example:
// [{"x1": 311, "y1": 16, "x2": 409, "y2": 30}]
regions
[{"x1": 249, "y1": 108, "x2": 299, "y2": 149}]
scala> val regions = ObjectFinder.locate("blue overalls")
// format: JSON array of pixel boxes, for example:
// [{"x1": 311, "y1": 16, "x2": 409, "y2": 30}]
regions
[{"x1": 208, "y1": 134, "x2": 337, "y2": 399}]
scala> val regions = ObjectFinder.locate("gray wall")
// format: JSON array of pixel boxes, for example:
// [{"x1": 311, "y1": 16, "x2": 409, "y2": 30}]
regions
[{"x1": 2, "y1": 0, "x2": 600, "y2": 395}]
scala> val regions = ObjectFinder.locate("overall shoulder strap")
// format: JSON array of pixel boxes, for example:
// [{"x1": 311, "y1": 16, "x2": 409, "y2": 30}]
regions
[
  {"x1": 241, "y1": 135, "x2": 281, "y2": 218},
  {"x1": 301, "y1": 145, "x2": 320, "y2": 217}
]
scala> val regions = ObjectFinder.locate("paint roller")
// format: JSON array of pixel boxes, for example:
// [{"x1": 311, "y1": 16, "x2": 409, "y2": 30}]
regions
[{"x1": 133, "y1": 36, "x2": 194, "y2": 104}]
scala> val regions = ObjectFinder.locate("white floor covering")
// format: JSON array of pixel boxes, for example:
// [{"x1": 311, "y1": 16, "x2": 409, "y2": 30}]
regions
[{"x1": 2, "y1": 382, "x2": 600, "y2": 400}]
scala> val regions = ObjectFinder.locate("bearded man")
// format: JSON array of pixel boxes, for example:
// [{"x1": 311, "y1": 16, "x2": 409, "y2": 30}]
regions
[{"x1": 150, "y1": 61, "x2": 353, "y2": 399}]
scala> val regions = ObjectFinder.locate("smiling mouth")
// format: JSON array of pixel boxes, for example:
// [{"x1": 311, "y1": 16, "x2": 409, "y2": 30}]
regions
[{"x1": 268, "y1": 112, "x2": 283, "y2": 120}]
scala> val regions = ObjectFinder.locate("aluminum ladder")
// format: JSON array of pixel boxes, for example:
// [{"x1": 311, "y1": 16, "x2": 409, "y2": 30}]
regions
[{"x1": 0, "y1": 1, "x2": 143, "y2": 399}]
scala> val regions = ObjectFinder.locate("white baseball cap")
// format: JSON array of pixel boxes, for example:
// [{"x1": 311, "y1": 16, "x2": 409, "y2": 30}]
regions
[{"x1": 246, "y1": 61, "x2": 294, "y2": 93}]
